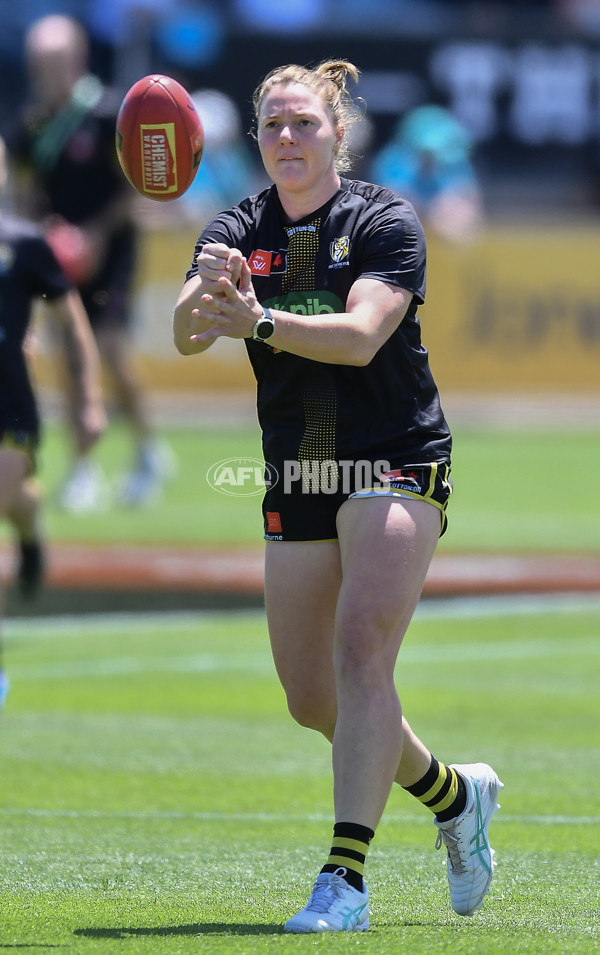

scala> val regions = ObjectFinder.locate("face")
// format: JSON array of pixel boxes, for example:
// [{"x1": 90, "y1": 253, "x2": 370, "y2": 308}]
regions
[
  {"x1": 26, "y1": 19, "x2": 87, "y2": 109},
  {"x1": 257, "y1": 82, "x2": 343, "y2": 205},
  {"x1": 28, "y1": 48, "x2": 82, "y2": 108}
]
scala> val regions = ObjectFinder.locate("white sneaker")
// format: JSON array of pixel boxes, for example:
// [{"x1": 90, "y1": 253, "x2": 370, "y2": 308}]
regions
[
  {"x1": 435, "y1": 762, "x2": 503, "y2": 916},
  {"x1": 58, "y1": 460, "x2": 110, "y2": 513},
  {"x1": 117, "y1": 440, "x2": 177, "y2": 508},
  {"x1": 284, "y1": 868, "x2": 369, "y2": 933}
]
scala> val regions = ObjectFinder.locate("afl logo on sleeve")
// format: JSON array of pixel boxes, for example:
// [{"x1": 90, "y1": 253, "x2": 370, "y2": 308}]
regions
[
  {"x1": 248, "y1": 250, "x2": 272, "y2": 275},
  {"x1": 249, "y1": 250, "x2": 288, "y2": 276}
]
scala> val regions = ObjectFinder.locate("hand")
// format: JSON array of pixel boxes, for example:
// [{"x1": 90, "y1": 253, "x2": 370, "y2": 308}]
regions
[
  {"x1": 190, "y1": 259, "x2": 261, "y2": 344},
  {"x1": 45, "y1": 217, "x2": 98, "y2": 286},
  {"x1": 196, "y1": 243, "x2": 244, "y2": 293}
]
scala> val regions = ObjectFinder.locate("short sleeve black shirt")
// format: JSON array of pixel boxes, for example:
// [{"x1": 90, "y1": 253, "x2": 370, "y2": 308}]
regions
[{"x1": 188, "y1": 179, "x2": 451, "y2": 469}]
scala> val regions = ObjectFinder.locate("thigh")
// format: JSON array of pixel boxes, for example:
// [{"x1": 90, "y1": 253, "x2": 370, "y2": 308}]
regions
[
  {"x1": 335, "y1": 496, "x2": 441, "y2": 665},
  {"x1": 264, "y1": 540, "x2": 341, "y2": 699},
  {"x1": 0, "y1": 449, "x2": 30, "y2": 516}
]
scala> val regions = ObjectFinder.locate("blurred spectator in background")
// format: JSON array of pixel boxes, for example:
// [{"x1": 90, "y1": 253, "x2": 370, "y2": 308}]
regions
[
  {"x1": 179, "y1": 88, "x2": 266, "y2": 226},
  {"x1": 0, "y1": 134, "x2": 105, "y2": 705},
  {"x1": 231, "y1": 0, "x2": 324, "y2": 32},
  {"x1": 370, "y1": 104, "x2": 483, "y2": 243},
  {"x1": 7, "y1": 13, "x2": 175, "y2": 512}
]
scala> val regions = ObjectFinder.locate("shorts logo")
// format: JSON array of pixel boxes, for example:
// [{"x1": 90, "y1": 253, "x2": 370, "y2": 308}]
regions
[
  {"x1": 266, "y1": 511, "x2": 282, "y2": 533},
  {"x1": 206, "y1": 457, "x2": 279, "y2": 497},
  {"x1": 380, "y1": 469, "x2": 422, "y2": 493},
  {"x1": 329, "y1": 235, "x2": 350, "y2": 264}
]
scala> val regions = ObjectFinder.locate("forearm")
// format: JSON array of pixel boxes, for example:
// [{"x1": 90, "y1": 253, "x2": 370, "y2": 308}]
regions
[
  {"x1": 265, "y1": 309, "x2": 380, "y2": 366},
  {"x1": 173, "y1": 299, "x2": 217, "y2": 355},
  {"x1": 173, "y1": 274, "x2": 219, "y2": 355},
  {"x1": 174, "y1": 255, "x2": 413, "y2": 366}
]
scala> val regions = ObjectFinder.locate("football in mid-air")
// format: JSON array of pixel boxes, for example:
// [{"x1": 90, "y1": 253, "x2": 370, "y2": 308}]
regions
[{"x1": 116, "y1": 74, "x2": 204, "y2": 201}]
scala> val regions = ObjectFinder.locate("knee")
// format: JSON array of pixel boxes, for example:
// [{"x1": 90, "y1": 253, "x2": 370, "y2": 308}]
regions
[
  {"x1": 334, "y1": 619, "x2": 395, "y2": 689},
  {"x1": 285, "y1": 688, "x2": 336, "y2": 738}
]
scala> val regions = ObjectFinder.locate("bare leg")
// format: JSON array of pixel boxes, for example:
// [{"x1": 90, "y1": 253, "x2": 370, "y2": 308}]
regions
[
  {"x1": 265, "y1": 498, "x2": 441, "y2": 828},
  {"x1": 0, "y1": 450, "x2": 29, "y2": 516},
  {"x1": 93, "y1": 323, "x2": 152, "y2": 442},
  {"x1": 6, "y1": 476, "x2": 42, "y2": 541},
  {"x1": 332, "y1": 496, "x2": 440, "y2": 829},
  {"x1": 0, "y1": 449, "x2": 31, "y2": 699},
  {"x1": 265, "y1": 540, "x2": 340, "y2": 737}
]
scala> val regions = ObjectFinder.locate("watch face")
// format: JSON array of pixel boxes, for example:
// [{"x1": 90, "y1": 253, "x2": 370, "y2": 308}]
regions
[{"x1": 256, "y1": 319, "x2": 274, "y2": 339}]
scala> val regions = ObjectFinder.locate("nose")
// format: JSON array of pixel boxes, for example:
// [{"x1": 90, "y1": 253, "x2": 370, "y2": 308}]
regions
[{"x1": 279, "y1": 123, "x2": 296, "y2": 143}]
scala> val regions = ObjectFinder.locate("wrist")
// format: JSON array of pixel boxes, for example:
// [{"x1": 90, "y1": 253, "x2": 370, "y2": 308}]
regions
[{"x1": 252, "y1": 306, "x2": 275, "y2": 341}]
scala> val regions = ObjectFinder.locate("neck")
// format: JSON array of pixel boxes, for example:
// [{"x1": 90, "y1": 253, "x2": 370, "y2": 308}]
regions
[{"x1": 277, "y1": 174, "x2": 341, "y2": 222}]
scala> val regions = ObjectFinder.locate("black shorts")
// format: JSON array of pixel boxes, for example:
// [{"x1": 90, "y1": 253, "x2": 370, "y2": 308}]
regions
[
  {"x1": 80, "y1": 224, "x2": 138, "y2": 330},
  {"x1": 262, "y1": 460, "x2": 452, "y2": 542}
]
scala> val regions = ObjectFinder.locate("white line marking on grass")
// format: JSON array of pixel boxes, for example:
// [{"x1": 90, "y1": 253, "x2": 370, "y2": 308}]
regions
[
  {"x1": 3, "y1": 609, "x2": 264, "y2": 640},
  {"x1": 3, "y1": 592, "x2": 600, "y2": 643},
  {"x1": 0, "y1": 807, "x2": 597, "y2": 825},
  {"x1": 4, "y1": 593, "x2": 598, "y2": 679},
  {"x1": 415, "y1": 592, "x2": 600, "y2": 620},
  {"x1": 6, "y1": 634, "x2": 598, "y2": 681},
  {"x1": 7, "y1": 652, "x2": 275, "y2": 680}
]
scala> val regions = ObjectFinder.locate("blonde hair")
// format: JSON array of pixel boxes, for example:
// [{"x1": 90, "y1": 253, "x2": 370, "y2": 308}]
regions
[{"x1": 252, "y1": 59, "x2": 363, "y2": 174}]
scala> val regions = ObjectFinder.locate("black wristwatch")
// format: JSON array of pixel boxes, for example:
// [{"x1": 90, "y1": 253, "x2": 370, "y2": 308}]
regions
[{"x1": 252, "y1": 307, "x2": 275, "y2": 341}]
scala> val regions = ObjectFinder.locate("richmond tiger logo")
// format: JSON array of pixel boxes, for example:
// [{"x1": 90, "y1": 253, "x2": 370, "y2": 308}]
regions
[{"x1": 329, "y1": 235, "x2": 350, "y2": 263}]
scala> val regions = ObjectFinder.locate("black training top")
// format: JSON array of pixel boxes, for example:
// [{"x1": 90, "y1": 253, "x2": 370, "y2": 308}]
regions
[
  {"x1": 187, "y1": 179, "x2": 452, "y2": 468},
  {"x1": 0, "y1": 215, "x2": 71, "y2": 436}
]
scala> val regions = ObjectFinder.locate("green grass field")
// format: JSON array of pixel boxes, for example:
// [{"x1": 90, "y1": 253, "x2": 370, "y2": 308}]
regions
[
  {"x1": 7, "y1": 417, "x2": 599, "y2": 552},
  {"x1": 1, "y1": 596, "x2": 599, "y2": 952}
]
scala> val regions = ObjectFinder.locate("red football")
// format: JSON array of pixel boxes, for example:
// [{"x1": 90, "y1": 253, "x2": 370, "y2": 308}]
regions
[{"x1": 116, "y1": 74, "x2": 204, "y2": 201}]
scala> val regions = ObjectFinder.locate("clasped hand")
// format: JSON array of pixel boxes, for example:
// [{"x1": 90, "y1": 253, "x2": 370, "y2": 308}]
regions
[{"x1": 190, "y1": 243, "x2": 261, "y2": 344}]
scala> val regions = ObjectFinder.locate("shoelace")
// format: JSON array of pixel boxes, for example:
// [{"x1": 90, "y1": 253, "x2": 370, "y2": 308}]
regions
[
  {"x1": 307, "y1": 871, "x2": 349, "y2": 913},
  {"x1": 435, "y1": 829, "x2": 467, "y2": 874}
]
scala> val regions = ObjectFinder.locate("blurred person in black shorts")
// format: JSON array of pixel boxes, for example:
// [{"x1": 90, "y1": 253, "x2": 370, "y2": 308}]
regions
[
  {"x1": 8, "y1": 13, "x2": 174, "y2": 511},
  {"x1": 174, "y1": 60, "x2": 503, "y2": 932},
  {"x1": 0, "y1": 134, "x2": 105, "y2": 706}
]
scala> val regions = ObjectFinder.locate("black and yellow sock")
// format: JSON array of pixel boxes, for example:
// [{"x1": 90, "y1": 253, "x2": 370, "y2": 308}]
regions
[
  {"x1": 403, "y1": 756, "x2": 467, "y2": 822},
  {"x1": 320, "y1": 822, "x2": 374, "y2": 892}
]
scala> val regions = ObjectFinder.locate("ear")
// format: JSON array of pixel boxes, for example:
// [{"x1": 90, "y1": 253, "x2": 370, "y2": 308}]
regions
[{"x1": 334, "y1": 124, "x2": 345, "y2": 153}]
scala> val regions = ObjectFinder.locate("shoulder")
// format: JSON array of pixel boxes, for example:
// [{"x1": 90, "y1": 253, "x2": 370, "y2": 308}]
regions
[
  {"x1": 200, "y1": 186, "x2": 276, "y2": 241},
  {"x1": 341, "y1": 179, "x2": 422, "y2": 227},
  {"x1": 235, "y1": 185, "x2": 276, "y2": 221},
  {"x1": 337, "y1": 180, "x2": 426, "y2": 258}
]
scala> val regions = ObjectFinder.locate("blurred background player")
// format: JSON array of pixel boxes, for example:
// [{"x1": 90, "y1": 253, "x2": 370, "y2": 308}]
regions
[
  {"x1": 370, "y1": 104, "x2": 484, "y2": 243},
  {"x1": 0, "y1": 134, "x2": 106, "y2": 706},
  {"x1": 8, "y1": 13, "x2": 175, "y2": 512}
]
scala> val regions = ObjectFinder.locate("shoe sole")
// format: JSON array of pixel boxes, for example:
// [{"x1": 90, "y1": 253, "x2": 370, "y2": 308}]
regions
[{"x1": 284, "y1": 917, "x2": 369, "y2": 933}]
